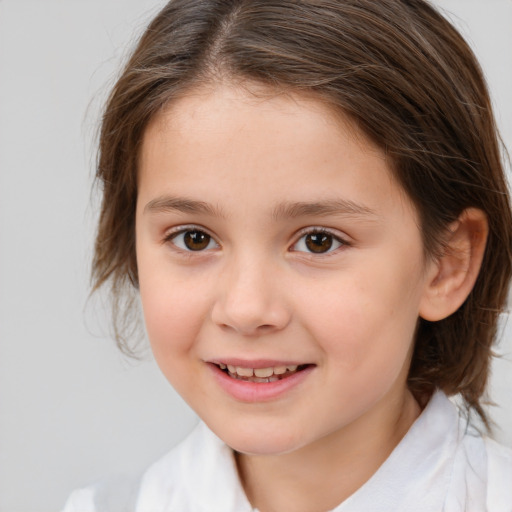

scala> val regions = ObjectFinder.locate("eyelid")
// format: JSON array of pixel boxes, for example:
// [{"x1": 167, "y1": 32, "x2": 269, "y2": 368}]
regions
[
  {"x1": 290, "y1": 226, "x2": 351, "y2": 254},
  {"x1": 163, "y1": 224, "x2": 220, "y2": 250},
  {"x1": 161, "y1": 224, "x2": 350, "y2": 254}
]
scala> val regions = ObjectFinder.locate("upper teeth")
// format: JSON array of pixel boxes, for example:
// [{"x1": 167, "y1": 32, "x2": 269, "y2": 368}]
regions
[{"x1": 220, "y1": 364, "x2": 299, "y2": 377}]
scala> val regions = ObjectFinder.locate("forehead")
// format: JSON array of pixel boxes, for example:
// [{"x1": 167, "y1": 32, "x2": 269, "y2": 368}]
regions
[
  {"x1": 145, "y1": 83, "x2": 373, "y2": 156},
  {"x1": 138, "y1": 83, "x2": 412, "y2": 222}
]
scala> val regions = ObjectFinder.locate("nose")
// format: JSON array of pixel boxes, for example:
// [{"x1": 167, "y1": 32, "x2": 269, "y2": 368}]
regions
[{"x1": 211, "y1": 254, "x2": 291, "y2": 336}]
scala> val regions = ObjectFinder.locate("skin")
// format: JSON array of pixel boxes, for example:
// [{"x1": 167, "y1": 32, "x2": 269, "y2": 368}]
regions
[{"x1": 135, "y1": 83, "x2": 477, "y2": 512}]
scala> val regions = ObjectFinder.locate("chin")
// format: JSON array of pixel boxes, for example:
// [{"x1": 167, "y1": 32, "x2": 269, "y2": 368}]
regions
[{"x1": 208, "y1": 418, "x2": 308, "y2": 456}]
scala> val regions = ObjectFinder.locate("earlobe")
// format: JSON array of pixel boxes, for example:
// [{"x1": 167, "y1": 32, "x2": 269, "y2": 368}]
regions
[{"x1": 419, "y1": 208, "x2": 488, "y2": 322}]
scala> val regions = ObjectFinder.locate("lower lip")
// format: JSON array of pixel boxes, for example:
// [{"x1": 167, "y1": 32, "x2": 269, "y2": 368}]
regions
[{"x1": 207, "y1": 363, "x2": 315, "y2": 402}]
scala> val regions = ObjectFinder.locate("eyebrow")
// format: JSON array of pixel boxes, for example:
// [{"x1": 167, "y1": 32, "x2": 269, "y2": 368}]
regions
[
  {"x1": 271, "y1": 199, "x2": 378, "y2": 221},
  {"x1": 144, "y1": 196, "x2": 225, "y2": 218},
  {"x1": 144, "y1": 195, "x2": 378, "y2": 221}
]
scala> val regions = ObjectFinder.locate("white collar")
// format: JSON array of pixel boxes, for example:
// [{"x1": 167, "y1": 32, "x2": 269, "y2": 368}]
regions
[
  {"x1": 332, "y1": 390, "x2": 460, "y2": 511},
  {"x1": 138, "y1": 391, "x2": 474, "y2": 512}
]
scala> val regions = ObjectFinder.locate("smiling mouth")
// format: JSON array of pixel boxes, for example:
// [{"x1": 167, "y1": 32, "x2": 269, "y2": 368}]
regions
[{"x1": 214, "y1": 363, "x2": 311, "y2": 383}]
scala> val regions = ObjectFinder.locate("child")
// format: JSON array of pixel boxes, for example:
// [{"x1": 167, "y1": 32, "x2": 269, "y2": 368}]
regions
[{"x1": 64, "y1": 0, "x2": 512, "y2": 510}]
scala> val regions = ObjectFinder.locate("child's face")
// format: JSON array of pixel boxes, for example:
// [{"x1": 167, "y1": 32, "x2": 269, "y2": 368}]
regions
[{"x1": 136, "y1": 84, "x2": 434, "y2": 455}]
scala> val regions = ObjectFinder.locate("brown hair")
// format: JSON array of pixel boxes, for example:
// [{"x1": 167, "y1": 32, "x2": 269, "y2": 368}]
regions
[{"x1": 92, "y1": 0, "x2": 512, "y2": 426}]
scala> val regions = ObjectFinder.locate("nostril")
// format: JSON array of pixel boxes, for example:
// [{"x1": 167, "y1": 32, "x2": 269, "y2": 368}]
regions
[
  {"x1": 210, "y1": 292, "x2": 291, "y2": 335},
  {"x1": 215, "y1": 320, "x2": 281, "y2": 336}
]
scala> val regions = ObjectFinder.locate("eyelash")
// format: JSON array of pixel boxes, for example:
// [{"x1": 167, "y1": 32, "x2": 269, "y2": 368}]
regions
[
  {"x1": 163, "y1": 226, "x2": 350, "y2": 255},
  {"x1": 163, "y1": 225, "x2": 219, "y2": 253},
  {"x1": 291, "y1": 228, "x2": 350, "y2": 256}
]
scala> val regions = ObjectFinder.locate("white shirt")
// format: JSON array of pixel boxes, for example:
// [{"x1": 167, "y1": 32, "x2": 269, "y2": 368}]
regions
[{"x1": 62, "y1": 391, "x2": 512, "y2": 512}]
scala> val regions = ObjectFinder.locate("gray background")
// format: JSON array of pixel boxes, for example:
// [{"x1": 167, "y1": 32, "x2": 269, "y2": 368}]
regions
[{"x1": 0, "y1": 1, "x2": 511, "y2": 510}]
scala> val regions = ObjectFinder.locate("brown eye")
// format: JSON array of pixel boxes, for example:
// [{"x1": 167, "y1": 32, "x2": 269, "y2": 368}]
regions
[
  {"x1": 183, "y1": 230, "x2": 211, "y2": 251},
  {"x1": 305, "y1": 233, "x2": 333, "y2": 253},
  {"x1": 292, "y1": 230, "x2": 345, "y2": 254},
  {"x1": 170, "y1": 229, "x2": 217, "y2": 251}
]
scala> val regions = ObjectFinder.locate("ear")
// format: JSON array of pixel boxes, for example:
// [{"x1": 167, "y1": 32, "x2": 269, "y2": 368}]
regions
[{"x1": 419, "y1": 208, "x2": 488, "y2": 322}]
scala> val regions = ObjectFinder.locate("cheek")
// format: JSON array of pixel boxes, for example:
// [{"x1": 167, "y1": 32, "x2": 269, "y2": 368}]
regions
[
  {"x1": 137, "y1": 253, "x2": 210, "y2": 364},
  {"x1": 138, "y1": 274, "x2": 211, "y2": 400},
  {"x1": 298, "y1": 258, "x2": 423, "y2": 376}
]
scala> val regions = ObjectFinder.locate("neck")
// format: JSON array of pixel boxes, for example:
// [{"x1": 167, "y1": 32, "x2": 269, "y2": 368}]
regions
[{"x1": 236, "y1": 389, "x2": 421, "y2": 512}]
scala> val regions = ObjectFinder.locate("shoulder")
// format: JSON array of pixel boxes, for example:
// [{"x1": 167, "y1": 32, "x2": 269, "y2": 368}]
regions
[
  {"x1": 60, "y1": 424, "x2": 205, "y2": 512},
  {"x1": 135, "y1": 421, "x2": 252, "y2": 510},
  {"x1": 62, "y1": 486, "x2": 96, "y2": 512},
  {"x1": 447, "y1": 412, "x2": 512, "y2": 512},
  {"x1": 406, "y1": 391, "x2": 512, "y2": 512},
  {"x1": 483, "y1": 436, "x2": 512, "y2": 511},
  {"x1": 61, "y1": 473, "x2": 142, "y2": 512},
  {"x1": 61, "y1": 422, "x2": 252, "y2": 512}
]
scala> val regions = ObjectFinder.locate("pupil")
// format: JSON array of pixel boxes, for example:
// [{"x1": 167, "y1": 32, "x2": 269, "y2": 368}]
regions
[
  {"x1": 184, "y1": 231, "x2": 210, "y2": 251},
  {"x1": 305, "y1": 233, "x2": 333, "y2": 253}
]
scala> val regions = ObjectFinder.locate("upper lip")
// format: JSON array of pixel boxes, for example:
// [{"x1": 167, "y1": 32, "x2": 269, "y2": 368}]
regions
[{"x1": 206, "y1": 358, "x2": 312, "y2": 369}]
